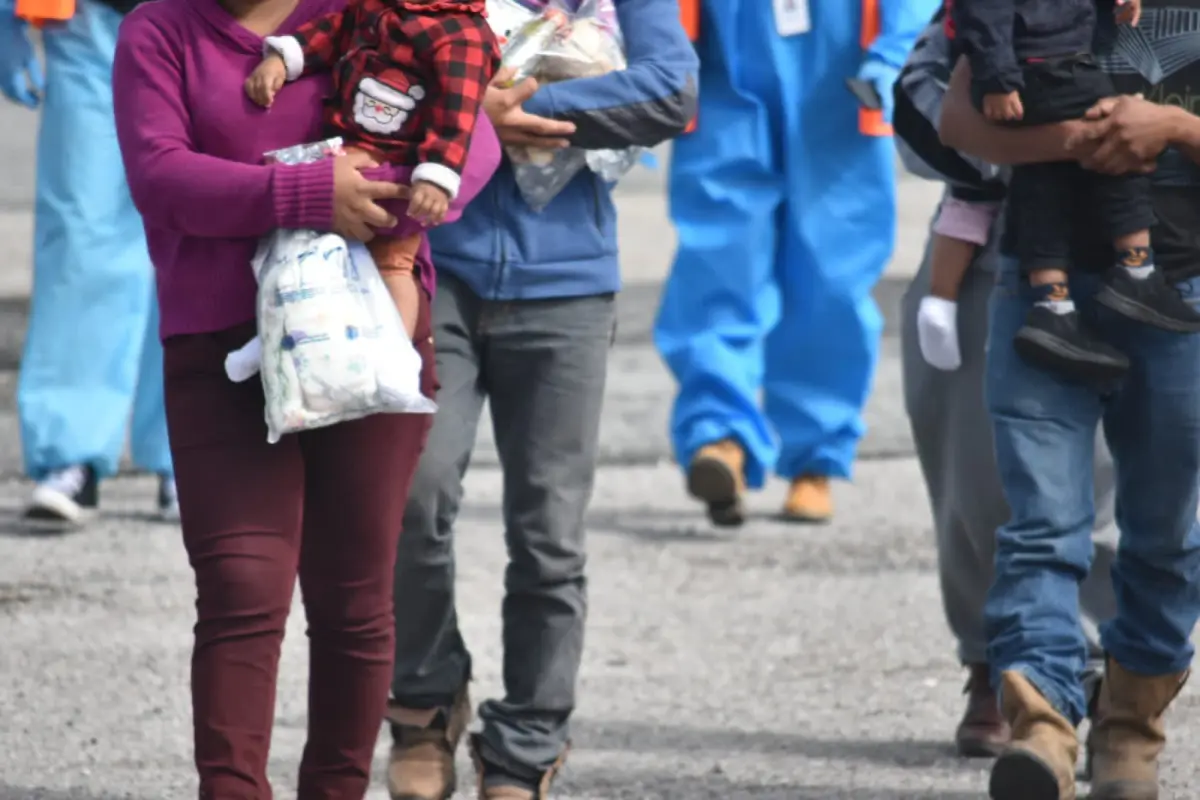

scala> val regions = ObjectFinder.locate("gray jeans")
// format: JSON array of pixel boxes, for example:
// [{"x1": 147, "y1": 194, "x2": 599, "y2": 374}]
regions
[
  {"x1": 900, "y1": 216, "x2": 1118, "y2": 671},
  {"x1": 391, "y1": 272, "x2": 614, "y2": 774}
]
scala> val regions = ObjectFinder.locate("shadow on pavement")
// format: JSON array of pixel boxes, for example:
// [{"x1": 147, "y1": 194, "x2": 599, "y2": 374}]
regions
[
  {"x1": 0, "y1": 786, "x2": 148, "y2": 800},
  {"x1": 572, "y1": 718, "x2": 960, "y2": 767},
  {"x1": 560, "y1": 766, "x2": 981, "y2": 800}
]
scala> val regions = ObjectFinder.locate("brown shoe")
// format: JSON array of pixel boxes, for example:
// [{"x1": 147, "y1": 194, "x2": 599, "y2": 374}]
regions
[
  {"x1": 1086, "y1": 657, "x2": 1188, "y2": 800},
  {"x1": 385, "y1": 686, "x2": 471, "y2": 800},
  {"x1": 470, "y1": 734, "x2": 569, "y2": 800},
  {"x1": 780, "y1": 475, "x2": 833, "y2": 524},
  {"x1": 956, "y1": 664, "x2": 1011, "y2": 758},
  {"x1": 686, "y1": 439, "x2": 746, "y2": 527},
  {"x1": 989, "y1": 671, "x2": 1079, "y2": 800}
]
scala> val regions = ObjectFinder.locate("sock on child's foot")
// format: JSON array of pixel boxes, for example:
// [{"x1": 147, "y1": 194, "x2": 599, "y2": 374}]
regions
[
  {"x1": 917, "y1": 296, "x2": 962, "y2": 371},
  {"x1": 1032, "y1": 282, "x2": 1075, "y2": 315},
  {"x1": 1118, "y1": 246, "x2": 1154, "y2": 279}
]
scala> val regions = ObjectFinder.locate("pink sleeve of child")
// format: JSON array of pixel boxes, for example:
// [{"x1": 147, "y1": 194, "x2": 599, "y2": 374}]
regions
[
  {"x1": 932, "y1": 194, "x2": 1001, "y2": 247},
  {"x1": 365, "y1": 112, "x2": 503, "y2": 239}
]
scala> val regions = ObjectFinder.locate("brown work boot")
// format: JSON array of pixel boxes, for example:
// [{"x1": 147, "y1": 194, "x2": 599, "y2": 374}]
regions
[
  {"x1": 686, "y1": 439, "x2": 746, "y2": 527},
  {"x1": 470, "y1": 734, "x2": 569, "y2": 800},
  {"x1": 989, "y1": 671, "x2": 1079, "y2": 800},
  {"x1": 780, "y1": 475, "x2": 833, "y2": 524},
  {"x1": 1086, "y1": 658, "x2": 1188, "y2": 800},
  {"x1": 956, "y1": 664, "x2": 1011, "y2": 758},
  {"x1": 385, "y1": 686, "x2": 471, "y2": 800}
]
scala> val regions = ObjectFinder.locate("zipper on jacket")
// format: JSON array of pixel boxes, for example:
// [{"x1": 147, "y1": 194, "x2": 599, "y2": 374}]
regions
[
  {"x1": 490, "y1": 180, "x2": 506, "y2": 299},
  {"x1": 590, "y1": 174, "x2": 603, "y2": 230}
]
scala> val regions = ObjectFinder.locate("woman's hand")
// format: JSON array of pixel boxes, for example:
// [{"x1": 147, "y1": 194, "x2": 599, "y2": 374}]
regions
[
  {"x1": 483, "y1": 67, "x2": 576, "y2": 148},
  {"x1": 332, "y1": 151, "x2": 404, "y2": 242},
  {"x1": 1072, "y1": 95, "x2": 1174, "y2": 175}
]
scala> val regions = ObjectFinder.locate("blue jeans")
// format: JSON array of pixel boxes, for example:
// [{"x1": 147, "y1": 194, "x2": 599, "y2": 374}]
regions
[{"x1": 984, "y1": 258, "x2": 1200, "y2": 725}]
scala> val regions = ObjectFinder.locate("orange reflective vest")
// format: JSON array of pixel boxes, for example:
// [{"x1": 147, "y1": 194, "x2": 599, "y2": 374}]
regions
[
  {"x1": 680, "y1": 0, "x2": 699, "y2": 133},
  {"x1": 859, "y1": 0, "x2": 892, "y2": 136},
  {"x1": 15, "y1": 0, "x2": 75, "y2": 25},
  {"x1": 678, "y1": 0, "x2": 890, "y2": 137}
]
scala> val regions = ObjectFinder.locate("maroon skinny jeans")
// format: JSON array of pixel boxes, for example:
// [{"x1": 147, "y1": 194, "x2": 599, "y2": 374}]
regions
[{"x1": 163, "y1": 288, "x2": 435, "y2": 800}]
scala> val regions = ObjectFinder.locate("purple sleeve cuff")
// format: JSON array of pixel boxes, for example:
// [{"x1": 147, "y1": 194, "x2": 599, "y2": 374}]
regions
[{"x1": 272, "y1": 159, "x2": 336, "y2": 231}]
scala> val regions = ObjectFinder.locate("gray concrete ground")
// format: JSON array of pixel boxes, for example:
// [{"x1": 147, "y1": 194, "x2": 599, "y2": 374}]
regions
[{"x1": 1, "y1": 103, "x2": 1196, "y2": 800}]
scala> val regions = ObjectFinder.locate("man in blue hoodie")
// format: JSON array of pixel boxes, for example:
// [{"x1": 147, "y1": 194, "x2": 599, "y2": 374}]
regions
[
  {"x1": 654, "y1": 0, "x2": 939, "y2": 526},
  {"x1": 383, "y1": 2, "x2": 698, "y2": 799}
]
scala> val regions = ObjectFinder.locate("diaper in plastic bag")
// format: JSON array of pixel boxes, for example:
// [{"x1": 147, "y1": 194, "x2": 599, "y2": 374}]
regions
[{"x1": 246, "y1": 232, "x2": 436, "y2": 442}]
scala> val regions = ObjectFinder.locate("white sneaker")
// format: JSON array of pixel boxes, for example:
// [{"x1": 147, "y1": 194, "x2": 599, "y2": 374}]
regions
[
  {"x1": 23, "y1": 465, "x2": 99, "y2": 531},
  {"x1": 157, "y1": 475, "x2": 180, "y2": 522}
]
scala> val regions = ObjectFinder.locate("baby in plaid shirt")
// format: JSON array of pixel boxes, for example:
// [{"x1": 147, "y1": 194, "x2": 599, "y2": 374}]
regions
[{"x1": 246, "y1": 0, "x2": 500, "y2": 340}]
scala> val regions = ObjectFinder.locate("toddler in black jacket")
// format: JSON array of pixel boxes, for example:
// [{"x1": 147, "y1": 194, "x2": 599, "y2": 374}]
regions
[{"x1": 953, "y1": 0, "x2": 1200, "y2": 384}]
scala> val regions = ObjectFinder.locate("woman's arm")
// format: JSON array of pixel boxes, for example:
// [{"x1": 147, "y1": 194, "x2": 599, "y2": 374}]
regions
[
  {"x1": 112, "y1": 14, "x2": 334, "y2": 239},
  {"x1": 939, "y1": 58, "x2": 1091, "y2": 165},
  {"x1": 519, "y1": 0, "x2": 699, "y2": 150}
]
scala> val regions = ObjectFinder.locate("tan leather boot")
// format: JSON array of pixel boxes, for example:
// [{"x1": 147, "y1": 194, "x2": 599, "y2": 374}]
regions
[
  {"x1": 780, "y1": 475, "x2": 833, "y2": 524},
  {"x1": 470, "y1": 734, "x2": 569, "y2": 800},
  {"x1": 385, "y1": 686, "x2": 471, "y2": 800},
  {"x1": 686, "y1": 439, "x2": 746, "y2": 527},
  {"x1": 989, "y1": 671, "x2": 1079, "y2": 800},
  {"x1": 1087, "y1": 658, "x2": 1188, "y2": 800},
  {"x1": 956, "y1": 664, "x2": 1011, "y2": 758}
]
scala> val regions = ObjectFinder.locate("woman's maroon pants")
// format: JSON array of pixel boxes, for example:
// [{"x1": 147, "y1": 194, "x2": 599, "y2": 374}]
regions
[{"x1": 163, "y1": 290, "x2": 435, "y2": 800}]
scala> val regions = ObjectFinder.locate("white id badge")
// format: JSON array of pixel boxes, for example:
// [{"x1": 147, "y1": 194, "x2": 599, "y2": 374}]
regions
[{"x1": 773, "y1": 0, "x2": 811, "y2": 37}]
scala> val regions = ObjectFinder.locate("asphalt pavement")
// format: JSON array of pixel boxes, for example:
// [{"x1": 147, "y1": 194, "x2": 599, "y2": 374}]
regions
[{"x1": 3, "y1": 102, "x2": 1196, "y2": 800}]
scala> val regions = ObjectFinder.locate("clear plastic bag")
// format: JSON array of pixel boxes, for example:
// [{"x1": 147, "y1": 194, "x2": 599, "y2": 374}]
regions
[
  {"x1": 497, "y1": 0, "x2": 643, "y2": 210},
  {"x1": 226, "y1": 139, "x2": 436, "y2": 443}
]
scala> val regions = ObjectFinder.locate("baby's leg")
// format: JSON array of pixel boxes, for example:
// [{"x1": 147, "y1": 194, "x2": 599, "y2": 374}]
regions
[
  {"x1": 1091, "y1": 171, "x2": 1200, "y2": 332},
  {"x1": 1009, "y1": 162, "x2": 1129, "y2": 383},
  {"x1": 918, "y1": 195, "x2": 998, "y2": 370},
  {"x1": 369, "y1": 233, "x2": 423, "y2": 340}
]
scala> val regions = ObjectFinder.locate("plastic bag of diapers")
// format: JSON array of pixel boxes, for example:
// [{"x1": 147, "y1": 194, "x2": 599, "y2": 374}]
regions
[{"x1": 222, "y1": 139, "x2": 436, "y2": 442}]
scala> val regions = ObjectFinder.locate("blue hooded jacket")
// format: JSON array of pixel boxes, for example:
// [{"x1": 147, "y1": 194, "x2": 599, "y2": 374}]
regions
[{"x1": 428, "y1": 0, "x2": 699, "y2": 300}]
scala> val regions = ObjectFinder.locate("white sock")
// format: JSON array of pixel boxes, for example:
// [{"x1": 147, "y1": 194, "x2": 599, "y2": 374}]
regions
[
  {"x1": 225, "y1": 336, "x2": 263, "y2": 382},
  {"x1": 917, "y1": 296, "x2": 962, "y2": 371},
  {"x1": 1036, "y1": 298, "x2": 1076, "y2": 315},
  {"x1": 1125, "y1": 265, "x2": 1153, "y2": 279}
]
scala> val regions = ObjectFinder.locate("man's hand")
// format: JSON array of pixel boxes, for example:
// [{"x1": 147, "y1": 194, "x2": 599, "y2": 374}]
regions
[
  {"x1": 1116, "y1": 0, "x2": 1142, "y2": 26},
  {"x1": 245, "y1": 55, "x2": 287, "y2": 108},
  {"x1": 407, "y1": 180, "x2": 450, "y2": 226},
  {"x1": 983, "y1": 91, "x2": 1024, "y2": 122},
  {"x1": 483, "y1": 67, "x2": 576, "y2": 149},
  {"x1": 1075, "y1": 95, "x2": 1176, "y2": 175}
]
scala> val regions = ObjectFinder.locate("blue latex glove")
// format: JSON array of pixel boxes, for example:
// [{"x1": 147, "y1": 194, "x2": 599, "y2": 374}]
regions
[
  {"x1": 1, "y1": 12, "x2": 43, "y2": 109},
  {"x1": 856, "y1": 57, "x2": 899, "y2": 125}
]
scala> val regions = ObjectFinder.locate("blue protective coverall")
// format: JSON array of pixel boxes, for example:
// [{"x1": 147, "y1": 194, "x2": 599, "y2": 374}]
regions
[
  {"x1": 654, "y1": 0, "x2": 939, "y2": 487},
  {"x1": 1, "y1": 0, "x2": 171, "y2": 479}
]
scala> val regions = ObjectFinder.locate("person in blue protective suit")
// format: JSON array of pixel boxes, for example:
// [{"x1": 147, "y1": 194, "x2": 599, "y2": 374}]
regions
[
  {"x1": 0, "y1": 0, "x2": 176, "y2": 529},
  {"x1": 655, "y1": 0, "x2": 941, "y2": 526}
]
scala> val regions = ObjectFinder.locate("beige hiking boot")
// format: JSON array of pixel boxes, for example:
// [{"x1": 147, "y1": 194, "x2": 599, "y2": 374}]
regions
[
  {"x1": 385, "y1": 687, "x2": 471, "y2": 800},
  {"x1": 1087, "y1": 658, "x2": 1188, "y2": 800},
  {"x1": 470, "y1": 734, "x2": 569, "y2": 800},
  {"x1": 780, "y1": 475, "x2": 833, "y2": 524},
  {"x1": 989, "y1": 671, "x2": 1079, "y2": 800},
  {"x1": 686, "y1": 439, "x2": 746, "y2": 527}
]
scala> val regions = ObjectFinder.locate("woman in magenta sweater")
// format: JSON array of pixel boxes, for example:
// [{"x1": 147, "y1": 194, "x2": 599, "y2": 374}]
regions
[{"x1": 111, "y1": 0, "x2": 500, "y2": 796}]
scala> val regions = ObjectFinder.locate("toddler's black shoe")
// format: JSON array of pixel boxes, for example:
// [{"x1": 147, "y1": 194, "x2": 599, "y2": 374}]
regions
[
  {"x1": 1014, "y1": 307, "x2": 1129, "y2": 384},
  {"x1": 1094, "y1": 268, "x2": 1200, "y2": 333}
]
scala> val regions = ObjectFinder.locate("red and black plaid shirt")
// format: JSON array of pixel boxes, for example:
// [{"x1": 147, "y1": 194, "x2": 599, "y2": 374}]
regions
[{"x1": 292, "y1": 0, "x2": 500, "y2": 174}]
